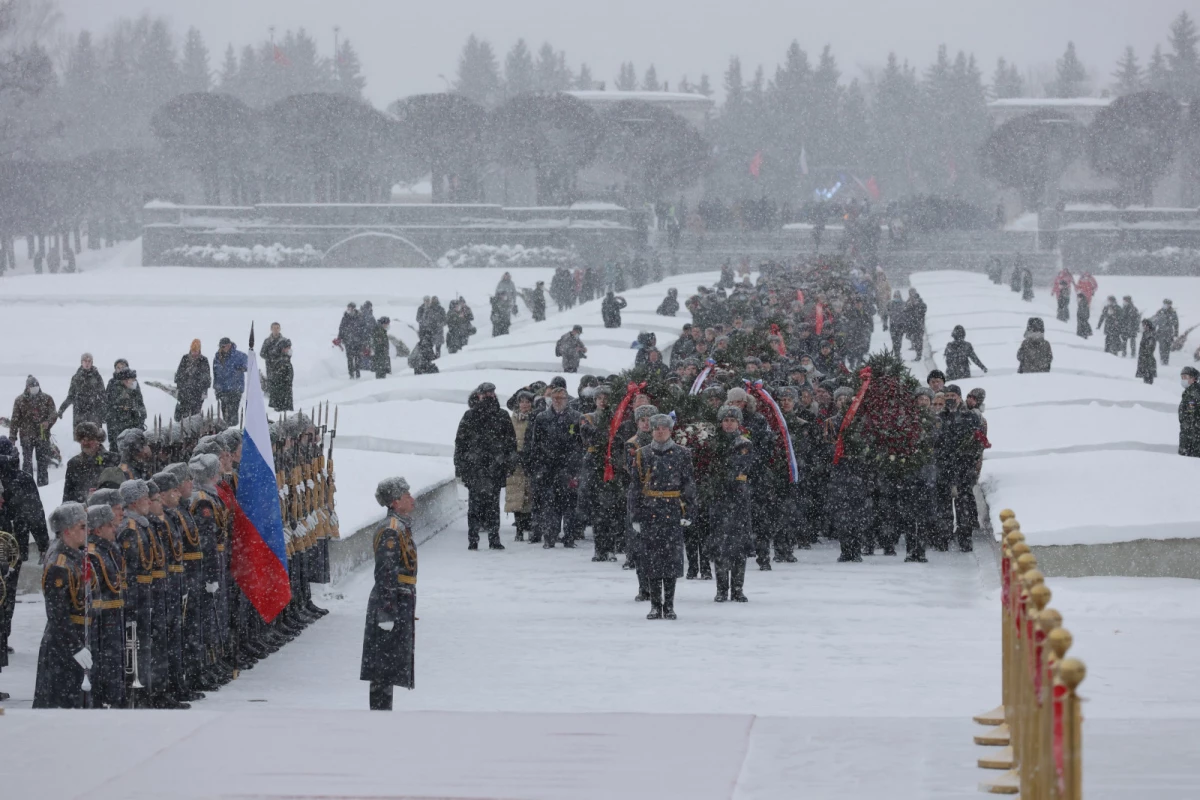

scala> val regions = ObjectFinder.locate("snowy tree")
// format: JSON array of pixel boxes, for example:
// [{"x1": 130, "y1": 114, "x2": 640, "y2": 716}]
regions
[
  {"x1": 389, "y1": 92, "x2": 485, "y2": 202},
  {"x1": 152, "y1": 92, "x2": 257, "y2": 203},
  {"x1": 1089, "y1": 91, "x2": 1182, "y2": 205},
  {"x1": 1166, "y1": 11, "x2": 1200, "y2": 99},
  {"x1": 575, "y1": 63, "x2": 594, "y2": 90},
  {"x1": 334, "y1": 39, "x2": 366, "y2": 98},
  {"x1": 489, "y1": 92, "x2": 600, "y2": 205},
  {"x1": 1111, "y1": 47, "x2": 1143, "y2": 95},
  {"x1": 180, "y1": 26, "x2": 210, "y2": 93},
  {"x1": 1147, "y1": 45, "x2": 1170, "y2": 92},
  {"x1": 868, "y1": 53, "x2": 922, "y2": 198},
  {"x1": 64, "y1": 31, "x2": 99, "y2": 97},
  {"x1": 534, "y1": 42, "x2": 571, "y2": 92},
  {"x1": 597, "y1": 100, "x2": 707, "y2": 200},
  {"x1": 983, "y1": 109, "x2": 1085, "y2": 209},
  {"x1": 454, "y1": 34, "x2": 501, "y2": 107},
  {"x1": 992, "y1": 57, "x2": 1023, "y2": 99},
  {"x1": 1049, "y1": 41, "x2": 1088, "y2": 98},
  {"x1": 615, "y1": 61, "x2": 637, "y2": 91},
  {"x1": 642, "y1": 64, "x2": 660, "y2": 91},
  {"x1": 217, "y1": 44, "x2": 238, "y2": 92},
  {"x1": 697, "y1": 74, "x2": 712, "y2": 96},
  {"x1": 504, "y1": 38, "x2": 534, "y2": 97}
]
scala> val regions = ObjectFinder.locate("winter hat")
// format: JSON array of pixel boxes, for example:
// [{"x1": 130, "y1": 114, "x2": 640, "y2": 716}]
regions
[
  {"x1": 915, "y1": 387, "x2": 935, "y2": 400},
  {"x1": 379, "y1": 316, "x2": 390, "y2": 325},
  {"x1": 119, "y1": 479, "x2": 149, "y2": 505},
  {"x1": 702, "y1": 385, "x2": 725, "y2": 400},
  {"x1": 476, "y1": 382, "x2": 497, "y2": 394},
  {"x1": 776, "y1": 386, "x2": 799, "y2": 401},
  {"x1": 375, "y1": 476, "x2": 411, "y2": 507},
  {"x1": 952, "y1": 325, "x2": 966, "y2": 341},
  {"x1": 145, "y1": 480, "x2": 160, "y2": 499},
  {"x1": 87, "y1": 504, "x2": 115, "y2": 531},
  {"x1": 717, "y1": 405, "x2": 743, "y2": 423},
  {"x1": 151, "y1": 471, "x2": 179, "y2": 493},
  {"x1": 649, "y1": 414, "x2": 674, "y2": 430},
  {"x1": 74, "y1": 422, "x2": 104, "y2": 442},
  {"x1": 218, "y1": 428, "x2": 243, "y2": 453},
  {"x1": 593, "y1": 384, "x2": 613, "y2": 398},
  {"x1": 49, "y1": 502, "x2": 87, "y2": 534},
  {"x1": 944, "y1": 384, "x2": 963, "y2": 397},
  {"x1": 193, "y1": 436, "x2": 227, "y2": 457},
  {"x1": 117, "y1": 428, "x2": 147, "y2": 459},
  {"x1": 927, "y1": 369, "x2": 946, "y2": 384},
  {"x1": 87, "y1": 488, "x2": 123, "y2": 509},
  {"x1": 572, "y1": 325, "x2": 583, "y2": 334},
  {"x1": 25, "y1": 375, "x2": 39, "y2": 389},
  {"x1": 833, "y1": 387, "x2": 855, "y2": 400},
  {"x1": 725, "y1": 387, "x2": 749, "y2": 404},
  {"x1": 114, "y1": 367, "x2": 137, "y2": 382},
  {"x1": 1183, "y1": 367, "x2": 1200, "y2": 379},
  {"x1": 967, "y1": 388, "x2": 987, "y2": 402},
  {"x1": 634, "y1": 405, "x2": 659, "y2": 421},
  {"x1": 164, "y1": 462, "x2": 191, "y2": 483},
  {"x1": 190, "y1": 339, "x2": 202, "y2": 354},
  {"x1": 515, "y1": 390, "x2": 535, "y2": 404},
  {"x1": 1025, "y1": 318, "x2": 1045, "y2": 334},
  {"x1": 188, "y1": 453, "x2": 221, "y2": 484},
  {"x1": 549, "y1": 376, "x2": 568, "y2": 389},
  {"x1": 744, "y1": 356, "x2": 762, "y2": 366}
]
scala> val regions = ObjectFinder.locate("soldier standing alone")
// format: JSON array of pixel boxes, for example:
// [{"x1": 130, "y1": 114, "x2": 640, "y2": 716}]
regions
[
  {"x1": 1180, "y1": 367, "x2": 1200, "y2": 457},
  {"x1": 361, "y1": 477, "x2": 417, "y2": 711}
]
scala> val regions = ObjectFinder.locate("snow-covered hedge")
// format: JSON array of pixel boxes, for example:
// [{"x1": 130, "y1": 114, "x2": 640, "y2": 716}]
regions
[
  {"x1": 436, "y1": 243, "x2": 580, "y2": 270},
  {"x1": 1098, "y1": 247, "x2": 1200, "y2": 275},
  {"x1": 161, "y1": 243, "x2": 325, "y2": 268}
]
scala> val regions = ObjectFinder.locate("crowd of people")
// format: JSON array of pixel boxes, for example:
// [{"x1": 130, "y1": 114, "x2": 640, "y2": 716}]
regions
[
  {"x1": 454, "y1": 258, "x2": 993, "y2": 620},
  {"x1": 0, "y1": 401, "x2": 338, "y2": 708}
]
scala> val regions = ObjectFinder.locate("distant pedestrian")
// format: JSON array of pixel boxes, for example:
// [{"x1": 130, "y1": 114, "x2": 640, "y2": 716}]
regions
[
  {"x1": 1076, "y1": 293, "x2": 1092, "y2": 339},
  {"x1": 57, "y1": 353, "x2": 106, "y2": 432},
  {"x1": 1153, "y1": 299, "x2": 1179, "y2": 366},
  {"x1": 1021, "y1": 269, "x2": 1034, "y2": 302},
  {"x1": 173, "y1": 340, "x2": 211, "y2": 420},
  {"x1": 1137, "y1": 319, "x2": 1157, "y2": 385},
  {"x1": 1097, "y1": 296, "x2": 1122, "y2": 355},
  {"x1": 1051, "y1": 268, "x2": 1074, "y2": 322},
  {"x1": 337, "y1": 303, "x2": 365, "y2": 378},
  {"x1": 556, "y1": 325, "x2": 587, "y2": 373},
  {"x1": 268, "y1": 339, "x2": 294, "y2": 411},
  {"x1": 1179, "y1": 367, "x2": 1200, "y2": 457},
  {"x1": 943, "y1": 326, "x2": 988, "y2": 381},
  {"x1": 602, "y1": 291, "x2": 628, "y2": 328},
  {"x1": 10, "y1": 376, "x2": 57, "y2": 486},
  {"x1": 1016, "y1": 318, "x2": 1053, "y2": 373},
  {"x1": 656, "y1": 288, "x2": 679, "y2": 317},
  {"x1": 212, "y1": 337, "x2": 248, "y2": 425},
  {"x1": 373, "y1": 318, "x2": 393, "y2": 379},
  {"x1": 1120, "y1": 296, "x2": 1141, "y2": 358}
]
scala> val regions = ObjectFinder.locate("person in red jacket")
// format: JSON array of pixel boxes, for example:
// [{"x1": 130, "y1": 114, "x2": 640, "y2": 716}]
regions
[{"x1": 10, "y1": 376, "x2": 57, "y2": 486}]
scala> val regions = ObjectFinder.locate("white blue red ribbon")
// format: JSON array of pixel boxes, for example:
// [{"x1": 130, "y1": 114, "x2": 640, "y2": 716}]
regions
[
  {"x1": 744, "y1": 379, "x2": 799, "y2": 484},
  {"x1": 689, "y1": 358, "x2": 716, "y2": 395}
]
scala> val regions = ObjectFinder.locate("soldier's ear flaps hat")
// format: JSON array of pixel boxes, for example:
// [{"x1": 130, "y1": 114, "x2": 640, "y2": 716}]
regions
[
  {"x1": 87, "y1": 504, "x2": 115, "y2": 530},
  {"x1": 119, "y1": 479, "x2": 149, "y2": 505},
  {"x1": 649, "y1": 414, "x2": 674, "y2": 430},
  {"x1": 375, "y1": 477, "x2": 411, "y2": 507},
  {"x1": 193, "y1": 436, "x2": 227, "y2": 457},
  {"x1": 50, "y1": 502, "x2": 87, "y2": 533},
  {"x1": 1184, "y1": 367, "x2": 1200, "y2": 379},
  {"x1": 164, "y1": 462, "x2": 190, "y2": 482},
  {"x1": 152, "y1": 472, "x2": 179, "y2": 492},
  {"x1": 188, "y1": 454, "x2": 221, "y2": 483},
  {"x1": 717, "y1": 405, "x2": 743, "y2": 423},
  {"x1": 634, "y1": 405, "x2": 659, "y2": 421}
]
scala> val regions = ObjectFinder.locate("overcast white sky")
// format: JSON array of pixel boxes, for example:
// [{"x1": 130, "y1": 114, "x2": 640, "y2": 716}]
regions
[{"x1": 56, "y1": 0, "x2": 1186, "y2": 105}]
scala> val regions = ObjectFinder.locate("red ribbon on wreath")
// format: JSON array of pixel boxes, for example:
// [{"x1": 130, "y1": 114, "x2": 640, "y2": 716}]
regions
[
  {"x1": 833, "y1": 366, "x2": 872, "y2": 465},
  {"x1": 604, "y1": 381, "x2": 645, "y2": 481},
  {"x1": 768, "y1": 324, "x2": 787, "y2": 357}
]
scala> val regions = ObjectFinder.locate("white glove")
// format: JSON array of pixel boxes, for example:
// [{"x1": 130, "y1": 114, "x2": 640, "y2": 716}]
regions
[
  {"x1": 377, "y1": 621, "x2": 395, "y2": 631},
  {"x1": 74, "y1": 647, "x2": 93, "y2": 670},
  {"x1": 182, "y1": 593, "x2": 189, "y2": 604},
  {"x1": 205, "y1": 582, "x2": 219, "y2": 594},
  {"x1": 631, "y1": 522, "x2": 642, "y2": 533},
  {"x1": 680, "y1": 519, "x2": 692, "y2": 527},
  {"x1": 306, "y1": 480, "x2": 315, "y2": 490},
  {"x1": 281, "y1": 484, "x2": 290, "y2": 496}
]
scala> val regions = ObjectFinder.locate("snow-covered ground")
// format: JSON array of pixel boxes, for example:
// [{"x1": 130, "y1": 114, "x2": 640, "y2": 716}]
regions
[
  {"x1": 912, "y1": 271, "x2": 1200, "y2": 547},
  {"x1": 3, "y1": 247, "x2": 1199, "y2": 797}
]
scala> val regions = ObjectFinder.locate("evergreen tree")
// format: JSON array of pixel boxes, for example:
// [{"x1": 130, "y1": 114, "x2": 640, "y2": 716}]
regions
[
  {"x1": 642, "y1": 64, "x2": 660, "y2": 91},
  {"x1": 992, "y1": 57, "x2": 1023, "y2": 98},
  {"x1": 839, "y1": 78, "x2": 869, "y2": 169},
  {"x1": 534, "y1": 42, "x2": 571, "y2": 91},
  {"x1": 180, "y1": 26, "x2": 210, "y2": 93},
  {"x1": 504, "y1": 38, "x2": 534, "y2": 96},
  {"x1": 218, "y1": 44, "x2": 238, "y2": 92},
  {"x1": 697, "y1": 73, "x2": 712, "y2": 96},
  {"x1": 1111, "y1": 46, "x2": 1143, "y2": 95},
  {"x1": 455, "y1": 34, "x2": 501, "y2": 107},
  {"x1": 64, "y1": 31, "x2": 99, "y2": 93},
  {"x1": 575, "y1": 63, "x2": 594, "y2": 90},
  {"x1": 1147, "y1": 45, "x2": 1170, "y2": 92},
  {"x1": 615, "y1": 61, "x2": 637, "y2": 91},
  {"x1": 1049, "y1": 41, "x2": 1088, "y2": 98},
  {"x1": 723, "y1": 56, "x2": 744, "y2": 107},
  {"x1": 335, "y1": 39, "x2": 366, "y2": 97},
  {"x1": 867, "y1": 53, "x2": 922, "y2": 197},
  {"x1": 1166, "y1": 11, "x2": 1200, "y2": 99}
]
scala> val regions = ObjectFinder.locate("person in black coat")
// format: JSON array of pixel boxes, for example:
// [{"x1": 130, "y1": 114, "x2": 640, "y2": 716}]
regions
[
  {"x1": 1136, "y1": 319, "x2": 1157, "y2": 385},
  {"x1": 524, "y1": 386, "x2": 585, "y2": 548},
  {"x1": 1021, "y1": 269, "x2": 1034, "y2": 302},
  {"x1": 445, "y1": 298, "x2": 476, "y2": 353},
  {"x1": 58, "y1": 353, "x2": 107, "y2": 431},
  {"x1": 602, "y1": 291, "x2": 628, "y2": 328},
  {"x1": 268, "y1": 339, "x2": 294, "y2": 411},
  {"x1": 84, "y1": 503, "x2": 126, "y2": 709},
  {"x1": 1180, "y1": 367, "x2": 1200, "y2": 457},
  {"x1": 361, "y1": 477, "x2": 417, "y2": 711},
  {"x1": 0, "y1": 437, "x2": 50, "y2": 679},
  {"x1": 888, "y1": 290, "x2": 908, "y2": 359},
  {"x1": 705, "y1": 407, "x2": 756, "y2": 601},
  {"x1": 62, "y1": 422, "x2": 117, "y2": 503},
  {"x1": 1077, "y1": 293, "x2": 1093, "y2": 339},
  {"x1": 105, "y1": 362, "x2": 146, "y2": 443},
  {"x1": 1097, "y1": 296, "x2": 1122, "y2": 355},
  {"x1": 338, "y1": 303, "x2": 365, "y2": 378},
  {"x1": 453, "y1": 384, "x2": 517, "y2": 550},
  {"x1": 32, "y1": 503, "x2": 89, "y2": 709},
  {"x1": 943, "y1": 325, "x2": 988, "y2": 381},
  {"x1": 174, "y1": 342, "x2": 211, "y2": 420},
  {"x1": 656, "y1": 288, "x2": 680, "y2": 317},
  {"x1": 905, "y1": 289, "x2": 927, "y2": 360},
  {"x1": 933, "y1": 385, "x2": 984, "y2": 552},
  {"x1": 1016, "y1": 318, "x2": 1053, "y2": 373},
  {"x1": 527, "y1": 281, "x2": 547, "y2": 322}
]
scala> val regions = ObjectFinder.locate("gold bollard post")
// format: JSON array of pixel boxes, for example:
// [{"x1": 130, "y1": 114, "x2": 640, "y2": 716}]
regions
[
  {"x1": 1057, "y1": 658, "x2": 1086, "y2": 800},
  {"x1": 976, "y1": 516, "x2": 1022, "y2": 728}
]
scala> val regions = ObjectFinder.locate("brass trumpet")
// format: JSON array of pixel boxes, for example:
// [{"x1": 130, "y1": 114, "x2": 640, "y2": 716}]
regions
[{"x1": 0, "y1": 530, "x2": 20, "y2": 607}]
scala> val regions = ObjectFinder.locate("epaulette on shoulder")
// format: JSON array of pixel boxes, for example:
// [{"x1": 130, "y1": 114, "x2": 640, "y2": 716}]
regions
[{"x1": 55, "y1": 553, "x2": 67, "y2": 567}]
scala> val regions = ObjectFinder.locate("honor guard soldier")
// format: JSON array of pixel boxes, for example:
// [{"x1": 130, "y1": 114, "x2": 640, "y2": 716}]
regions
[
  {"x1": 33, "y1": 503, "x2": 90, "y2": 709},
  {"x1": 705, "y1": 407, "x2": 756, "y2": 602},
  {"x1": 623, "y1": 404, "x2": 658, "y2": 600},
  {"x1": 189, "y1": 453, "x2": 231, "y2": 686},
  {"x1": 117, "y1": 480, "x2": 161, "y2": 706},
  {"x1": 628, "y1": 414, "x2": 697, "y2": 620},
  {"x1": 85, "y1": 503, "x2": 127, "y2": 708},
  {"x1": 151, "y1": 473, "x2": 195, "y2": 704},
  {"x1": 164, "y1": 461, "x2": 209, "y2": 692},
  {"x1": 361, "y1": 477, "x2": 417, "y2": 711}
]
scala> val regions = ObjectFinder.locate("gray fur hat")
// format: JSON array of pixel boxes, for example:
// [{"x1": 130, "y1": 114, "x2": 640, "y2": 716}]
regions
[
  {"x1": 193, "y1": 435, "x2": 227, "y2": 457},
  {"x1": 375, "y1": 476, "x2": 412, "y2": 507},
  {"x1": 49, "y1": 502, "x2": 87, "y2": 534},
  {"x1": 87, "y1": 504, "x2": 115, "y2": 530},
  {"x1": 117, "y1": 428, "x2": 147, "y2": 457},
  {"x1": 164, "y1": 462, "x2": 191, "y2": 483},
  {"x1": 915, "y1": 387, "x2": 936, "y2": 400},
  {"x1": 833, "y1": 386, "x2": 855, "y2": 400},
  {"x1": 151, "y1": 471, "x2": 179, "y2": 492},
  {"x1": 218, "y1": 428, "x2": 243, "y2": 452},
  {"x1": 188, "y1": 453, "x2": 221, "y2": 484},
  {"x1": 717, "y1": 405, "x2": 743, "y2": 423},
  {"x1": 87, "y1": 488, "x2": 123, "y2": 509},
  {"x1": 145, "y1": 480, "x2": 160, "y2": 499},
  {"x1": 119, "y1": 479, "x2": 149, "y2": 505},
  {"x1": 633, "y1": 404, "x2": 659, "y2": 421},
  {"x1": 725, "y1": 387, "x2": 749, "y2": 404},
  {"x1": 776, "y1": 386, "x2": 799, "y2": 401},
  {"x1": 649, "y1": 413, "x2": 674, "y2": 430},
  {"x1": 702, "y1": 385, "x2": 726, "y2": 399}
]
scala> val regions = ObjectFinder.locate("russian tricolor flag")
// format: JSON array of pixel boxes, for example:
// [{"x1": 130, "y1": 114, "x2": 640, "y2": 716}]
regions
[{"x1": 232, "y1": 327, "x2": 291, "y2": 622}]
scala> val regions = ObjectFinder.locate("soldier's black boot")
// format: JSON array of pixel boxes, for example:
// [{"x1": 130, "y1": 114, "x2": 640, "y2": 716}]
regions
[
  {"x1": 663, "y1": 579, "x2": 677, "y2": 620},
  {"x1": 646, "y1": 580, "x2": 664, "y2": 620},
  {"x1": 488, "y1": 532, "x2": 505, "y2": 550},
  {"x1": 730, "y1": 561, "x2": 748, "y2": 602},
  {"x1": 369, "y1": 682, "x2": 393, "y2": 711},
  {"x1": 635, "y1": 571, "x2": 650, "y2": 602},
  {"x1": 715, "y1": 570, "x2": 729, "y2": 602}
]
